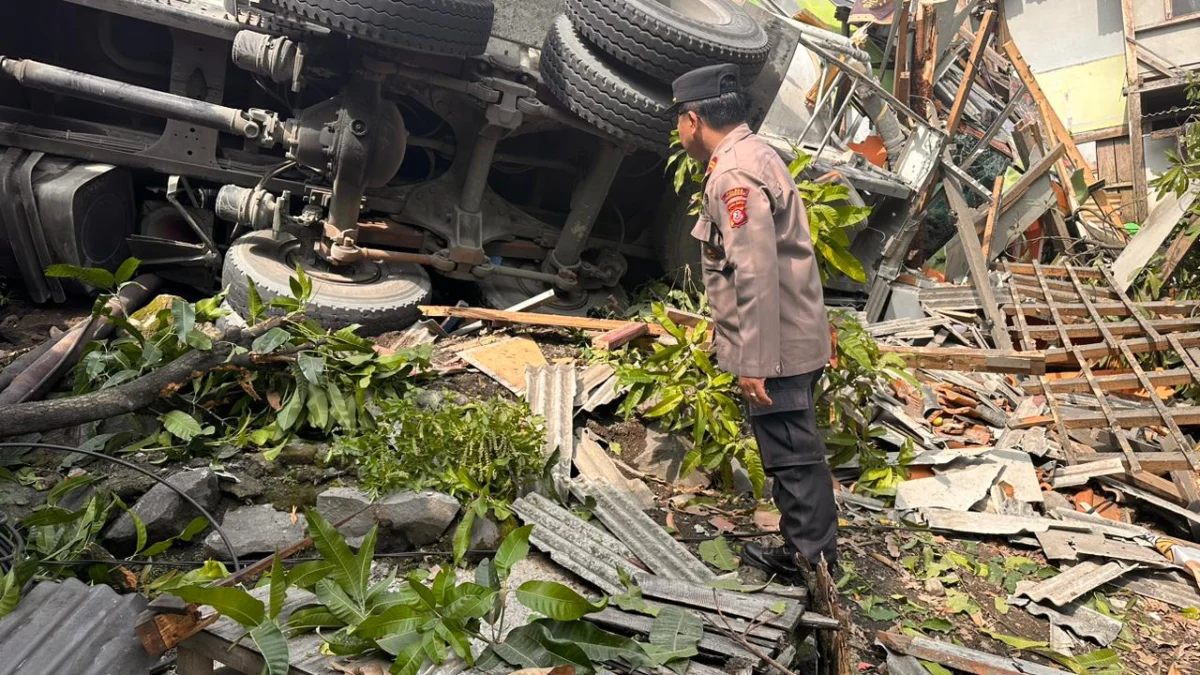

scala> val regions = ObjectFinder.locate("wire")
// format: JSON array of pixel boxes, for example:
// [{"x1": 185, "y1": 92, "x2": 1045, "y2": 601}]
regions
[
  {"x1": 0, "y1": 442, "x2": 240, "y2": 571},
  {"x1": 0, "y1": 509, "x2": 23, "y2": 575},
  {"x1": 35, "y1": 550, "x2": 482, "y2": 569}
]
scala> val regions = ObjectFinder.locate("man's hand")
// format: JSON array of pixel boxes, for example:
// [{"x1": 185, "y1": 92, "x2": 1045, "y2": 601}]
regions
[{"x1": 739, "y1": 377, "x2": 773, "y2": 407}]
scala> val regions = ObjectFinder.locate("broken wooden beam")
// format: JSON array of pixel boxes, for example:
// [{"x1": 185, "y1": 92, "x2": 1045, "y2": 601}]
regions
[
  {"x1": 943, "y1": 9, "x2": 996, "y2": 139},
  {"x1": 944, "y1": 179, "x2": 1013, "y2": 350},
  {"x1": 419, "y1": 306, "x2": 667, "y2": 336},
  {"x1": 591, "y1": 322, "x2": 649, "y2": 350},
  {"x1": 877, "y1": 345, "x2": 1045, "y2": 375},
  {"x1": 1018, "y1": 317, "x2": 1200, "y2": 342},
  {"x1": 1002, "y1": 299, "x2": 1200, "y2": 319},
  {"x1": 1020, "y1": 367, "x2": 1194, "y2": 394}
]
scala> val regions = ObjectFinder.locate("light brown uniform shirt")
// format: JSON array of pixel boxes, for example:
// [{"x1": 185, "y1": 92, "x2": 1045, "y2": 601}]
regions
[{"x1": 691, "y1": 123, "x2": 831, "y2": 380}]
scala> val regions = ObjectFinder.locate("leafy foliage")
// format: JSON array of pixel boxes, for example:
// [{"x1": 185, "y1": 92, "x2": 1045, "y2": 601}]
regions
[
  {"x1": 607, "y1": 303, "x2": 765, "y2": 496},
  {"x1": 168, "y1": 514, "x2": 654, "y2": 675},
  {"x1": 820, "y1": 310, "x2": 915, "y2": 498},
  {"x1": 328, "y1": 395, "x2": 546, "y2": 513},
  {"x1": 789, "y1": 151, "x2": 872, "y2": 283},
  {"x1": 67, "y1": 264, "x2": 431, "y2": 458}
]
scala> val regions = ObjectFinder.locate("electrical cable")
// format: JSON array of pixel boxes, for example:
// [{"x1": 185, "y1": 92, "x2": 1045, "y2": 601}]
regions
[
  {"x1": 0, "y1": 442, "x2": 240, "y2": 571},
  {"x1": 34, "y1": 550, "x2": 481, "y2": 569},
  {"x1": 0, "y1": 509, "x2": 23, "y2": 575}
]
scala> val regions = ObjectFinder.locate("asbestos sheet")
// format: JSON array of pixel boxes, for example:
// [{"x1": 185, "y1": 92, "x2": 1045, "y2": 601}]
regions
[
  {"x1": 1017, "y1": 560, "x2": 1133, "y2": 606},
  {"x1": 1010, "y1": 591, "x2": 1123, "y2": 646},
  {"x1": 572, "y1": 429, "x2": 655, "y2": 509},
  {"x1": 525, "y1": 362, "x2": 577, "y2": 498},
  {"x1": 962, "y1": 448, "x2": 1043, "y2": 503},
  {"x1": 1051, "y1": 457, "x2": 1126, "y2": 488},
  {"x1": 921, "y1": 509, "x2": 1093, "y2": 536},
  {"x1": 1035, "y1": 530, "x2": 1170, "y2": 567},
  {"x1": 895, "y1": 463, "x2": 1002, "y2": 511}
]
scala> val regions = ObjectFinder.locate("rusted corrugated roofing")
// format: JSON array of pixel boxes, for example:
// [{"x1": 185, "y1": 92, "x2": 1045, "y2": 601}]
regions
[{"x1": 0, "y1": 577, "x2": 158, "y2": 674}]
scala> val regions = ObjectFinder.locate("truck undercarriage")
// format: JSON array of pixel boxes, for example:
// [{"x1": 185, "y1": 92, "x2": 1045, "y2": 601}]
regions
[{"x1": 0, "y1": 0, "x2": 931, "y2": 331}]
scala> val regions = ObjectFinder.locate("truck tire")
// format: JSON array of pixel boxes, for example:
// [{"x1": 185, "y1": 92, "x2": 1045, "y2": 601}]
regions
[
  {"x1": 565, "y1": 0, "x2": 769, "y2": 84},
  {"x1": 277, "y1": 0, "x2": 494, "y2": 57},
  {"x1": 223, "y1": 231, "x2": 432, "y2": 335},
  {"x1": 541, "y1": 15, "x2": 673, "y2": 151}
]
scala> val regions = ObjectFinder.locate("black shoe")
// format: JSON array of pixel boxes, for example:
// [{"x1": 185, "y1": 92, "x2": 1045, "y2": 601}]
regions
[{"x1": 741, "y1": 542, "x2": 801, "y2": 581}]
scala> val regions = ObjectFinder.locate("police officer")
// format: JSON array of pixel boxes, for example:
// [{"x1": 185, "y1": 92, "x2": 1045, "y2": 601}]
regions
[{"x1": 671, "y1": 64, "x2": 838, "y2": 579}]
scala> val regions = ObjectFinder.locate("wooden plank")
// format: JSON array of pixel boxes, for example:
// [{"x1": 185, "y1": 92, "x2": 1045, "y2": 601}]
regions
[
  {"x1": 1161, "y1": 216, "x2": 1200, "y2": 280},
  {"x1": 1005, "y1": 264, "x2": 1104, "y2": 279},
  {"x1": 980, "y1": 176, "x2": 1004, "y2": 261},
  {"x1": 1045, "y1": 330, "x2": 1200, "y2": 365},
  {"x1": 458, "y1": 336, "x2": 547, "y2": 394},
  {"x1": 914, "y1": 2, "x2": 938, "y2": 117},
  {"x1": 945, "y1": 179, "x2": 1012, "y2": 350},
  {"x1": 1112, "y1": 134, "x2": 1134, "y2": 188},
  {"x1": 420, "y1": 306, "x2": 668, "y2": 336},
  {"x1": 944, "y1": 9, "x2": 996, "y2": 139},
  {"x1": 1128, "y1": 35, "x2": 1182, "y2": 78},
  {"x1": 1001, "y1": 36, "x2": 1124, "y2": 231},
  {"x1": 1021, "y1": 367, "x2": 1194, "y2": 394},
  {"x1": 1100, "y1": 266, "x2": 1165, "y2": 346},
  {"x1": 1111, "y1": 189, "x2": 1200, "y2": 291},
  {"x1": 877, "y1": 345, "x2": 1045, "y2": 374},
  {"x1": 1118, "y1": 341, "x2": 1200, "y2": 472},
  {"x1": 1072, "y1": 126, "x2": 1128, "y2": 145},
  {"x1": 1002, "y1": 299, "x2": 1200, "y2": 318},
  {"x1": 1095, "y1": 139, "x2": 1118, "y2": 184},
  {"x1": 1121, "y1": 0, "x2": 1150, "y2": 223},
  {"x1": 893, "y1": 0, "x2": 912, "y2": 103},
  {"x1": 176, "y1": 646, "x2": 214, "y2": 675},
  {"x1": 1076, "y1": 452, "x2": 1196, "y2": 475},
  {"x1": 592, "y1": 322, "x2": 649, "y2": 350},
  {"x1": 1057, "y1": 405, "x2": 1200, "y2": 429}
]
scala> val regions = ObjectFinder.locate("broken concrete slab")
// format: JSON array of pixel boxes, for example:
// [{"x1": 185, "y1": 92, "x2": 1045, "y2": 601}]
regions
[
  {"x1": 203, "y1": 503, "x2": 306, "y2": 558},
  {"x1": 376, "y1": 491, "x2": 459, "y2": 546},
  {"x1": 895, "y1": 463, "x2": 1002, "y2": 511},
  {"x1": 104, "y1": 468, "x2": 218, "y2": 551}
]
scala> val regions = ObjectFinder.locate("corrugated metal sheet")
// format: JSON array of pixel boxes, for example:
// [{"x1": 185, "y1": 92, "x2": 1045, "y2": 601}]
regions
[
  {"x1": 0, "y1": 577, "x2": 158, "y2": 674},
  {"x1": 581, "y1": 373, "x2": 622, "y2": 412},
  {"x1": 1109, "y1": 573, "x2": 1200, "y2": 609},
  {"x1": 573, "y1": 479, "x2": 714, "y2": 583},
  {"x1": 1016, "y1": 561, "x2": 1132, "y2": 606},
  {"x1": 1015, "y1": 597, "x2": 1123, "y2": 645},
  {"x1": 525, "y1": 363, "x2": 577, "y2": 498},
  {"x1": 573, "y1": 429, "x2": 655, "y2": 509},
  {"x1": 575, "y1": 363, "x2": 615, "y2": 406},
  {"x1": 511, "y1": 491, "x2": 640, "y2": 593},
  {"x1": 921, "y1": 509, "x2": 1092, "y2": 536},
  {"x1": 637, "y1": 575, "x2": 803, "y2": 631},
  {"x1": 584, "y1": 607, "x2": 757, "y2": 661}
]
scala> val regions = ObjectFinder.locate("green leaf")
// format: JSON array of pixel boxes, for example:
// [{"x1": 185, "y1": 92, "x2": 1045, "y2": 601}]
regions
[
  {"x1": 993, "y1": 596, "x2": 1010, "y2": 615},
  {"x1": 647, "y1": 607, "x2": 702, "y2": 663},
  {"x1": 286, "y1": 560, "x2": 334, "y2": 590},
  {"x1": 432, "y1": 566, "x2": 456, "y2": 605},
  {"x1": 698, "y1": 537, "x2": 738, "y2": 571},
  {"x1": 359, "y1": 611, "x2": 432, "y2": 641},
  {"x1": 865, "y1": 603, "x2": 900, "y2": 622},
  {"x1": 490, "y1": 623, "x2": 595, "y2": 675},
  {"x1": 185, "y1": 328, "x2": 212, "y2": 351},
  {"x1": 326, "y1": 381, "x2": 354, "y2": 432},
  {"x1": 445, "y1": 583, "x2": 496, "y2": 621},
  {"x1": 247, "y1": 281, "x2": 265, "y2": 324},
  {"x1": 706, "y1": 578, "x2": 771, "y2": 593},
  {"x1": 980, "y1": 628, "x2": 1048, "y2": 650},
  {"x1": 298, "y1": 353, "x2": 325, "y2": 384},
  {"x1": 252, "y1": 327, "x2": 292, "y2": 354},
  {"x1": 269, "y1": 554, "x2": 286, "y2": 620},
  {"x1": 169, "y1": 585, "x2": 265, "y2": 627},
  {"x1": 47, "y1": 474, "x2": 98, "y2": 504},
  {"x1": 919, "y1": 617, "x2": 954, "y2": 633},
  {"x1": 113, "y1": 258, "x2": 141, "y2": 285},
  {"x1": 945, "y1": 590, "x2": 980, "y2": 616},
  {"x1": 250, "y1": 619, "x2": 290, "y2": 675},
  {"x1": 0, "y1": 570, "x2": 20, "y2": 619},
  {"x1": 314, "y1": 578, "x2": 368, "y2": 626},
  {"x1": 277, "y1": 387, "x2": 306, "y2": 431},
  {"x1": 495, "y1": 524, "x2": 532, "y2": 582},
  {"x1": 130, "y1": 509, "x2": 148, "y2": 555},
  {"x1": 645, "y1": 390, "x2": 685, "y2": 418},
  {"x1": 538, "y1": 619, "x2": 651, "y2": 668},
  {"x1": 322, "y1": 627, "x2": 376, "y2": 656},
  {"x1": 45, "y1": 264, "x2": 115, "y2": 290},
  {"x1": 516, "y1": 580, "x2": 607, "y2": 621},
  {"x1": 160, "y1": 410, "x2": 203, "y2": 442},
  {"x1": 454, "y1": 506, "x2": 476, "y2": 567},
  {"x1": 286, "y1": 605, "x2": 345, "y2": 634},
  {"x1": 475, "y1": 558, "x2": 500, "y2": 592},
  {"x1": 920, "y1": 662, "x2": 954, "y2": 675},
  {"x1": 387, "y1": 637, "x2": 427, "y2": 675},
  {"x1": 306, "y1": 509, "x2": 365, "y2": 601},
  {"x1": 171, "y1": 298, "x2": 195, "y2": 346},
  {"x1": 306, "y1": 384, "x2": 329, "y2": 430}
]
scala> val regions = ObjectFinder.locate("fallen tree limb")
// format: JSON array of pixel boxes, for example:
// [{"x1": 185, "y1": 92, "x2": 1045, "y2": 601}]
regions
[{"x1": 0, "y1": 316, "x2": 288, "y2": 439}]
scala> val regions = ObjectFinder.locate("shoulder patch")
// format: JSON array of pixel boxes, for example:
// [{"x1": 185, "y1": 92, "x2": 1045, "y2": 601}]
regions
[
  {"x1": 705, "y1": 156, "x2": 719, "y2": 174},
  {"x1": 721, "y1": 187, "x2": 750, "y2": 229}
]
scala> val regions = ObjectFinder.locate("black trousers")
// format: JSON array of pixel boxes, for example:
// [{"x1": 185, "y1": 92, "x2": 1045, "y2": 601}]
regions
[{"x1": 748, "y1": 389, "x2": 838, "y2": 569}]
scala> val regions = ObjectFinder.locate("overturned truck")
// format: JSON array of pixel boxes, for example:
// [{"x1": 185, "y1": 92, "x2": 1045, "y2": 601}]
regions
[{"x1": 0, "y1": 0, "x2": 935, "y2": 331}]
